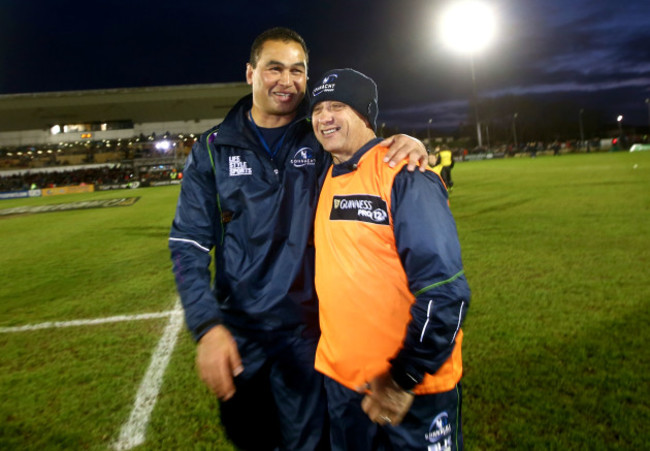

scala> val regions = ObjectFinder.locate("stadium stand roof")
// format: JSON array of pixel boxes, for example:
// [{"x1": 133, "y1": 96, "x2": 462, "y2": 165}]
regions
[{"x1": 0, "y1": 83, "x2": 252, "y2": 133}]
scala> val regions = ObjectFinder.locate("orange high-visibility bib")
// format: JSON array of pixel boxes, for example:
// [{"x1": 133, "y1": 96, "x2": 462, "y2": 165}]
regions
[{"x1": 314, "y1": 144, "x2": 462, "y2": 395}]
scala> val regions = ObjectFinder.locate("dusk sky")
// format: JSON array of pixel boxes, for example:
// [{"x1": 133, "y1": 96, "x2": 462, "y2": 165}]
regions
[{"x1": 1, "y1": 0, "x2": 649, "y2": 133}]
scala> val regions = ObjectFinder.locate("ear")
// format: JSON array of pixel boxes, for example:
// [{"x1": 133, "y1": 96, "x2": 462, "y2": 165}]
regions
[{"x1": 245, "y1": 63, "x2": 254, "y2": 86}]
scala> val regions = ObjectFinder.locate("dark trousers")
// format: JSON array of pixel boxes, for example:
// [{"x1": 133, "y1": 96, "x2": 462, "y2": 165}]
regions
[
  {"x1": 441, "y1": 166, "x2": 453, "y2": 189},
  {"x1": 324, "y1": 376, "x2": 463, "y2": 451},
  {"x1": 219, "y1": 329, "x2": 329, "y2": 451}
]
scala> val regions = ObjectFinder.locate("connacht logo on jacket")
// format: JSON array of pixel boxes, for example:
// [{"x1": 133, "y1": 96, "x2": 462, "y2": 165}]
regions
[
  {"x1": 330, "y1": 194, "x2": 389, "y2": 225},
  {"x1": 290, "y1": 147, "x2": 316, "y2": 167}
]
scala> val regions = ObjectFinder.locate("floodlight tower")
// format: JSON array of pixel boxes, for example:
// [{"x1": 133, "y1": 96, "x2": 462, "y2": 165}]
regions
[
  {"x1": 440, "y1": 0, "x2": 496, "y2": 149},
  {"x1": 512, "y1": 113, "x2": 518, "y2": 150},
  {"x1": 579, "y1": 109, "x2": 585, "y2": 149}
]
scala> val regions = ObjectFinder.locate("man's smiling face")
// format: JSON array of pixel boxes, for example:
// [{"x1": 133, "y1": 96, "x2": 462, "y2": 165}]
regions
[
  {"x1": 246, "y1": 39, "x2": 307, "y2": 126},
  {"x1": 312, "y1": 100, "x2": 374, "y2": 163}
]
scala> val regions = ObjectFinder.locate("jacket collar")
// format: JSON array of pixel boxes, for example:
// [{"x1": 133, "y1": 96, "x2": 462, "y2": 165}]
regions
[
  {"x1": 212, "y1": 94, "x2": 311, "y2": 148},
  {"x1": 331, "y1": 137, "x2": 383, "y2": 177}
]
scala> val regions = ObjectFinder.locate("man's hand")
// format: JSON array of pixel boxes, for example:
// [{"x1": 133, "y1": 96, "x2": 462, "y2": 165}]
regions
[
  {"x1": 196, "y1": 325, "x2": 243, "y2": 401},
  {"x1": 357, "y1": 372, "x2": 415, "y2": 426},
  {"x1": 381, "y1": 134, "x2": 428, "y2": 173}
]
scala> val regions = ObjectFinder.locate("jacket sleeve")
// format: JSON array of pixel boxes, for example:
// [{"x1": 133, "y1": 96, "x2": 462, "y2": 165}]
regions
[
  {"x1": 388, "y1": 169, "x2": 470, "y2": 390},
  {"x1": 169, "y1": 134, "x2": 222, "y2": 341}
]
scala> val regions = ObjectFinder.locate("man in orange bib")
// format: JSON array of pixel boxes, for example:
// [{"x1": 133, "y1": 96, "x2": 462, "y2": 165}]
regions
[{"x1": 311, "y1": 68, "x2": 471, "y2": 450}]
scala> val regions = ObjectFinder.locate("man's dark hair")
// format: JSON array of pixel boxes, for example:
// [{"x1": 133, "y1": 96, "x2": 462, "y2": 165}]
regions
[{"x1": 249, "y1": 27, "x2": 309, "y2": 68}]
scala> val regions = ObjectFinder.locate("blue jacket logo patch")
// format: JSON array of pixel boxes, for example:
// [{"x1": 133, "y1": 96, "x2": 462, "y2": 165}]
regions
[
  {"x1": 228, "y1": 155, "x2": 252, "y2": 176},
  {"x1": 290, "y1": 147, "x2": 316, "y2": 168}
]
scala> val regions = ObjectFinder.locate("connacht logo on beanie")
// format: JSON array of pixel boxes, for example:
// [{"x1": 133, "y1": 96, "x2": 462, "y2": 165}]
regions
[
  {"x1": 312, "y1": 74, "x2": 338, "y2": 97},
  {"x1": 310, "y1": 68, "x2": 379, "y2": 130}
]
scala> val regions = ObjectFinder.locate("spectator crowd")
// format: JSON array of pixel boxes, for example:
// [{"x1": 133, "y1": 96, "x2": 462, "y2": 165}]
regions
[{"x1": 0, "y1": 166, "x2": 134, "y2": 192}]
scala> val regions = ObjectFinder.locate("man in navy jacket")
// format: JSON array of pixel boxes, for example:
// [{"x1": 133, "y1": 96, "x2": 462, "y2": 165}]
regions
[{"x1": 169, "y1": 27, "x2": 427, "y2": 450}]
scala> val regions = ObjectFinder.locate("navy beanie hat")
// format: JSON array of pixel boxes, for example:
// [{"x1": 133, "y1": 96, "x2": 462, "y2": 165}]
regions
[{"x1": 310, "y1": 68, "x2": 378, "y2": 131}]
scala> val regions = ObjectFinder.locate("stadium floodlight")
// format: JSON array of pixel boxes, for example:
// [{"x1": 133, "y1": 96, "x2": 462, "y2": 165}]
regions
[
  {"x1": 439, "y1": 0, "x2": 497, "y2": 149},
  {"x1": 439, "y1": 1, "x2": 496, "y2": 55},
  {"x1": 155, "y1": 140, "x2": 171, "y2": 151}
]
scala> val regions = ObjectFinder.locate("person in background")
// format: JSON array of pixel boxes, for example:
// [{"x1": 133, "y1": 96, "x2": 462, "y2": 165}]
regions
[
  {"x1": 429, "y1": 146, "x2": 455, "y2": 191},
  {"x1": 169, "y1": 28, "x2": 429, "y2": 450},
  {"x1": 311, "y1": 68, "x2": 470, "y2": 450}
]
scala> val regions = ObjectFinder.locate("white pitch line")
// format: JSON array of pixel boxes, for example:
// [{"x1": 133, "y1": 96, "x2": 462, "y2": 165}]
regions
[
  {"x1": 0, "y1": 310, "x2": 178, "y2": 333},
  {"x1": 1, "y1": 301, "x2": 186, "y2": 450},
  {"x1": 113, "y1": 300, "x2": 184, "y2": 450}
]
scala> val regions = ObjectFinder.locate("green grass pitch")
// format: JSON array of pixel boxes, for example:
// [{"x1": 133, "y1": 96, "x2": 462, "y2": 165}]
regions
[{"x1": 1, "y1": 150, "x2": 648, "y2": 449}]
